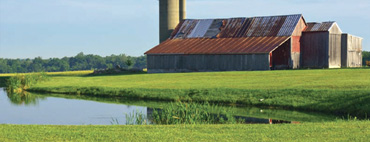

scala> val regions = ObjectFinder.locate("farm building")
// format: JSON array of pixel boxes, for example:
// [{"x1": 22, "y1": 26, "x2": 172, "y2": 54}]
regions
[
  {"x1": 145, "y1": 0, "x2": 363, "y2": 73},
  {"x1": 301, "y1": 22, "x2": 363, "y2": 68},
  {"x1": 341, "y1": 34, "x2": 363, "y2": 67},
  {"x1": 146, "y1": 14, "x2": 307, "y2": 73},
  {"x1": 301, "y1": 22, "x2": 343, "y2": 68}
]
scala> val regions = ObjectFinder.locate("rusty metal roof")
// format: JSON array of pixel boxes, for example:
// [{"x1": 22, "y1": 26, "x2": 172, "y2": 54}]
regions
[
  {"x1": 171, "y1": 14, "x2": 303, "y2": 39},
  {"x1": 146, "y1": 14, "x2": 305, "y2": 55},
  {"x1": 304, "y1": 22, "x2": 335, "y2": 32},
  {"x1": 145, "y1": 37, "x2": 290, "y2": 54}
]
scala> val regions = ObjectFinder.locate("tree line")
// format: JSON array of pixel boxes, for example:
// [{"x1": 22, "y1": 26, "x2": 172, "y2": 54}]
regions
[
  {"x1": 0, "y1": 51, "x2": 369, "y2": 73},
  {"x1": 0, "y1": 52, "x2": 146, "y2": 73},
  {"x1": 364, "y1": 51, "x2": 370, "y2": 66}
]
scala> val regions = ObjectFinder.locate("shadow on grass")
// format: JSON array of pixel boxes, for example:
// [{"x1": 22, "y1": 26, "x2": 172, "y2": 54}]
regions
[
  {"x1": 82, "y1": 71, "x2": 148, "y2": 77},
  {"x1": 302, "y1": 91, "x2": 370, "y2": 119},
  {"x1": 46, "y1": 71, "x2": 147, "y2": 77}
]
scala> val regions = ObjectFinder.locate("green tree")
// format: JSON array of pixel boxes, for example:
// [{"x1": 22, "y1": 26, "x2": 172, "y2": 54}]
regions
[
  {"x1": 0, "y1": 52, "x2": 148, "y2": 73},
  {"x1": 125, "y1": 58, "x2": 133, "y2": 68},
  {"x1": 363, "y1": 51, "x2": 370, "y2": 66}
]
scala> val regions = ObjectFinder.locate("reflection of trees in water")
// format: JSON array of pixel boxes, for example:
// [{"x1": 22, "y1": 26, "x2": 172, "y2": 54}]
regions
[{"x1": 6, "y1": 92, "x2": 45, "y2": 106}]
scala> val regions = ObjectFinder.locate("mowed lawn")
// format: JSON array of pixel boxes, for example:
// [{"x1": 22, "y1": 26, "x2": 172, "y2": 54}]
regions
[
  {"x1": 0, "y1": 121, "x2": 369, "y2": 141},
  {"x1": 32, "y1": 69, "x2": 369, "y2": 90}
]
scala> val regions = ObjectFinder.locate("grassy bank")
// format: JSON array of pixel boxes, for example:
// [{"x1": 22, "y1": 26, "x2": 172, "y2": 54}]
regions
[
  {"x1": 24, "y1": 69, "x2": 370, "y2": 118},
  {"x1": 0, "y1": 71, "x2": 92, "y2": 87},
  {"x1": 1, "y1": 121, "x2": 369, "y2": 141}
]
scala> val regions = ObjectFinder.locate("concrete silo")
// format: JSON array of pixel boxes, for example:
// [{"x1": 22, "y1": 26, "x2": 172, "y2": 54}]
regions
[
  {"x1": 159, "y1": 0, "x2": 186, "y2": 43},
  {"x1": 180, "y1": 0, "x2": 186, "y2": 21}
]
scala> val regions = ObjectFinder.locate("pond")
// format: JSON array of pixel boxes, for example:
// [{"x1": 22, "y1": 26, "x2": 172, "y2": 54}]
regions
[
  {"x1": 0, "y1": 88, "x2": 340, "y2": 125},
  {"x1": 0, "y1": 88, "x2": 146, "y2": 125}
]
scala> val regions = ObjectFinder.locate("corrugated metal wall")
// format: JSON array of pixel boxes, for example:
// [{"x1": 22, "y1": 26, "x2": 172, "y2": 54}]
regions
[
  {"x1": 301, "y1": 32, "x2": 329, "y2": 68},
  {"x1": 147, "y1": 54, "x2": 270, "y2": 73},
  {"x1": 341, "y1": 34, "x2": 363, "y2": 67}
]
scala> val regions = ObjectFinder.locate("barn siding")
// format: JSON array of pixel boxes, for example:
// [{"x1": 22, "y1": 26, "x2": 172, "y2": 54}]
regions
[
  {"x1": 301, "y1": 32, "x2": 329, "y2": 68},
  {"x1": 291, "y1": 36, "x2": 301, "y2": 69},
  {"x1": 329, "y1": 23, "x2": 342, "y2": 34},
  {"x1": 341, "y1": 34, "x2": 363, "y2": 67},
  {"x1": 272, "y1": 39, "x2": 290, "y2": 69},
  {"x1": 290, "y1": 17, "x2": 306, "y2": 69},
  {"x1": 328, "y1": 34, "x2": 342, "y2": 68},
  {"x1": 292, "y1": 17, "x2": 306, "y2": 36},
  {"x1": 147, "y1": 54, "x2": 270, "y2": 73}
]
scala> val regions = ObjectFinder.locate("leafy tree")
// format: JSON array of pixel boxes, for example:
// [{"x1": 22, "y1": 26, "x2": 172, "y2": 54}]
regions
[
  {"x1": 0, "y1": 52, "x2": 147, "y2": 73},
  {"x1": 125, "y1": 58, "x2": 133, "y2": 68},
  {"x1": 363, "y1": 51, "x2": 370, "y2": 66}
]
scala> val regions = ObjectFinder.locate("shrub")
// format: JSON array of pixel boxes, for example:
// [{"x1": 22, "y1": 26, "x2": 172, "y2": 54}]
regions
[{"x1": 6, "y1": 73, "x2": 49, "y2": 93}]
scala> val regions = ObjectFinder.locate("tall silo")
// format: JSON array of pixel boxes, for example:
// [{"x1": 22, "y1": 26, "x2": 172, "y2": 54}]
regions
[
  {"x1": 159, "y1": 0, "x2": 186, "y2": 43},
  {"x1": 180, "y1": 0, "x2": 186, "y2": 21}
]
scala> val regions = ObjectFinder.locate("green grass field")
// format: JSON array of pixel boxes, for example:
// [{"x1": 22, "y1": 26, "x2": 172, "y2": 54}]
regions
[
  {"x1": 1, "y1": 121, "x2": 369, "y2": 141},
  {"x1": 22, "y1": 69, "x2": 370, "y2": 117},
  {"x1": 30, "y1": 69, "x2": 370, "y2": 90},
  {"x1": 1, "y1": 69, "x2": 370, "y2": 141}
]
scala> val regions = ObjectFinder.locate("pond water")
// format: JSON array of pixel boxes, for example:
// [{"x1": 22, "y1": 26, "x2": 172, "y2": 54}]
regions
[
  {"x1": 0, "y1": 88, "x2": 340, "y2": 125},
  {"x1": 0, "y1": 88, "x2": 146, "y2": 125}
]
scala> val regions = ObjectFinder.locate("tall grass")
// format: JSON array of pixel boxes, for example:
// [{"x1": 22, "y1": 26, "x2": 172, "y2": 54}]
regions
[
  {"x1": 125, "y1": 110, "x2": 149, "y2": 125},
  {"x1": 123, "y1": 102, "x2": 243, "y2": 125},
  {"x1": 6, "y1": 73, "x2": 49, "y2": 93},
  {"x1": 151, "y1": 101, "x2": 242, "y2": 125}
]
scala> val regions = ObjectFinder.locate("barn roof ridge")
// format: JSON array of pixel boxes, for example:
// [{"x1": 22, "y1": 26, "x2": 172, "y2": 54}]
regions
[
  {"x1": 184, "y1": 14, "x2": 303, "y2": 21},
  {"x1": 304, "y1": 22, "x2": 343, "y2": 33}
]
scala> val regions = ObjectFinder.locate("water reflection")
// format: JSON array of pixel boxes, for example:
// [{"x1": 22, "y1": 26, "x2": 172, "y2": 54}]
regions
[
  {"x1": 0, "y1": 88, "x2": 146, "y2": 125},
  {"x1": 6, "y1": 91, "x2": 45, "y2": 106},
  {"x1": 31, "y1": 93, "x2": 339, "y2": 122},
  {"x1": 0, "y1": 87, "x2": 344, "y2": 125},
  {"x1": 146, "y1": 108, "x2": 298, "y2": 125}
]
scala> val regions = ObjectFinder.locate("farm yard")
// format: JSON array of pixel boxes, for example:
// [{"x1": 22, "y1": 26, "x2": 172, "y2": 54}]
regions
[
  {"x1": 1, "y1": 68, "x2": 370, "y2": 141},
  {"x1": 1, "y1": 0, "x2": 370, "y2": 141}
]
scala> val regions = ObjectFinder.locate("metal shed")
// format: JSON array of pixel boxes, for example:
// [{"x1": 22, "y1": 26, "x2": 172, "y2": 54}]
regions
[
  {"x1": 145, "y1": 14, "x2": 307, "y2": 73},
  {"x1": 301, "y1": 22, "x2": 343, "y2": 68},
  {"x1": 341, "y1": 34, "x2": 363, "y2": 67}
]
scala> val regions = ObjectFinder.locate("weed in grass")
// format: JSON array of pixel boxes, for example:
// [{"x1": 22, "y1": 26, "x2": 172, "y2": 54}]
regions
[{"x1": 110, "y1": 118, "x2": 120, "y2": 125}]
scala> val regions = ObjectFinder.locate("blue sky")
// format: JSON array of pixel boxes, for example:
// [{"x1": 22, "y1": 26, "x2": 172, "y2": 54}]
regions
[{"x1": 0, "y1": 0, "x2": 369, "y2": 59}]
